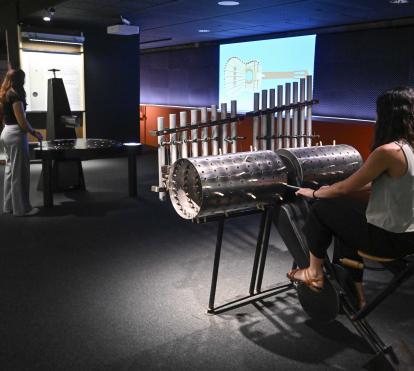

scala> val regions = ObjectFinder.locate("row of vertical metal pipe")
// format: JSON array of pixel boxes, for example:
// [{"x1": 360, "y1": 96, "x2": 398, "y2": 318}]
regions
[
  {"x1": 155, "y1": 75, "x2": 314, "y2": 201},
  {"x1": 254, "y1": 75, "x2": 313, "y2": 150}
]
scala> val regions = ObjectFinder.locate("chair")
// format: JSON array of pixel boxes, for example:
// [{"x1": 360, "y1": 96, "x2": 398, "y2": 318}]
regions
[{"x1": 340, "y1": 251, "x2": 414, "y2": 321}]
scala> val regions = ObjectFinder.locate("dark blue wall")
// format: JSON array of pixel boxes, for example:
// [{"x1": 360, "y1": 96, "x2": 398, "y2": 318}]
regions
[
  {"x1": 141, "y1": 26, "x2": 414, "y2": 120},
  {"x1": 85, "y1": 29, "x2": 140, "y2": 142},
  {"x1": 314, "y1": 26, "x2": 414, "y2": 120},
  {"x1": 140, "y1": 45, "x2": 218, "y2": 107}
]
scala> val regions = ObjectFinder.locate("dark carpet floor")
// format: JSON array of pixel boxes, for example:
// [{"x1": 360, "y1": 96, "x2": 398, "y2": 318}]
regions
[{"x1": 0, "y1": 149, "x2": 413, "y2": 371}]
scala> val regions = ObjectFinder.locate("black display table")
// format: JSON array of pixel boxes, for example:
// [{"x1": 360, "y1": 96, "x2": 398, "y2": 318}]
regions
[{"x1": 34, "y1": 139, "x2": 141, "y2": 207}]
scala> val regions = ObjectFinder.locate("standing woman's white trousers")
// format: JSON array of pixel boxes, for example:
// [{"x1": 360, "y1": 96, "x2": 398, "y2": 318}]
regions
[{"x1": 1, "y1": 124, "x2": 32, "y2": 216}]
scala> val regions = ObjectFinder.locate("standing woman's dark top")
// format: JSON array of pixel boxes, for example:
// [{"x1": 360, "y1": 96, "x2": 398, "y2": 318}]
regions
[
  {"x1": 0, "y1": 69, "x2": 43, "y2": 216},
  {"x1": 3, "y1": 89, "x2": 27, "y2": 124}
]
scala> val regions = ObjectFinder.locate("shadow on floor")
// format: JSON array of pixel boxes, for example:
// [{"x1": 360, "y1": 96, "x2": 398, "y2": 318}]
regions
[
  {"x1": 34, "y1": 191, "x2": 144, "y2": 218},
  {"x1": 234, "y1": 297, "x2": 372, "y2": 364}
]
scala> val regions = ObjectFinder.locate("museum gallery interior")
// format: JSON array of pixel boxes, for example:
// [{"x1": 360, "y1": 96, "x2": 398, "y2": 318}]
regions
[{"x1": 1, "y1": 0, "x2": 414, "y2": 370}]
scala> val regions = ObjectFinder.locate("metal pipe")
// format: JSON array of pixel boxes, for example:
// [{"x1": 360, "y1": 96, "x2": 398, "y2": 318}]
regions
[
  {"x1": 306, "y1": 75, "x2": 313, "y2": 147},
  {"x1": 157, "y1": 117, "x2": 166, "y2": 201},
  {"x1": 211, "y1": 105, "x2": 218, "y2": 155},
  {"x1": 231, "y1": 100, "x2": 237, "y2": 153},
  {"x1": 169, "y1": 113, "x2": 177, "y2": 164},
  {"x1": 284, "y1": 83, "x2": 291, "y2": 149},
  {"x1": 253, "y1": 93, "x2": 260, "y2": 150},
  {"x1": 292, "y1": 82, "x2": 299, "y2": 148},
  {"x1": 201, "y1": 107, "x2": 209, "y2": 157},
  {"x1": 191, "y1": 109, "x2": 198, "y2": 157},
  {"x1": 269, "y1": 89, "x2": 276, "y2": 151},
  {"x1": 299, "y1": 78, "x2": 306, "y2": 148},
  {"x1": 180, "y1": 111, "x2": 188, "y2": 159},
  {"x1": 277, "y1": 85, "x2": 283, "y2": 149},
  {"x1": 221, "y1": 103, "x2": 228, "y2": 154},
  {"x1": 261, "y1": 90, "x2": 268, "y2": 150}
]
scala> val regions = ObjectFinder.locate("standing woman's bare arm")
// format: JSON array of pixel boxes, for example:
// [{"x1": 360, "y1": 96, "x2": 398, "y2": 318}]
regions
[{"x1": 12, "y1": 101, "x2": 43, "y2": 140}]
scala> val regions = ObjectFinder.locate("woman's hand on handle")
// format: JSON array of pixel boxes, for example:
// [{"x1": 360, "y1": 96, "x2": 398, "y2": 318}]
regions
[
  {"x1": 296, "y1": 185, "x2": 330, "y2": 199},
  {"x1": 295, "y1": 188, "x2": 317, "y2": 199},
  {"x1": 32, "y1": 130, "x2": 43, "y2": 141}
]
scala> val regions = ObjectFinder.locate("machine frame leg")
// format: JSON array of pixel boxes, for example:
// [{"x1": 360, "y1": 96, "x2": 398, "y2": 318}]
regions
[
  {"x1": 249, "y1": 210, "x2": 268, "y2": 295},
  {"x1": 207, "y1": 207, "x2": 293, "y2": 315},
  {"x1": 208, "y1": 217, "x2": 225, "y2": 313},
  {"x1": 255, "y1": 207, "x2": 274, "y2": 293}
]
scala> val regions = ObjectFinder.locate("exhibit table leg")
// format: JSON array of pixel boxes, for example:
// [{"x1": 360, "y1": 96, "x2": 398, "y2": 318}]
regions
[
  {"x1": 128, "y1": 150, "x2": 138, "y2": 197},
  {"x1": 43, "y1": 158, "x2": 53, "y2": 207}
]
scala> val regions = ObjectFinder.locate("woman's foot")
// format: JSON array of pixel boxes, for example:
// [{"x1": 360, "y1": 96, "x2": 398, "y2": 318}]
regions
[
  {"x1": 287, "y1": 267, "x2": 324, "y2": 292},
  {"x1": 15, "y1": 207, "x2": 40, "y2": 217}
]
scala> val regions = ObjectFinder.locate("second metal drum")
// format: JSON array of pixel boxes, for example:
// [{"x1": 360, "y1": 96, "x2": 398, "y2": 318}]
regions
[
  {"x1": 168, "y1": 151, "x2": 288, "y2": 220},
  {"x1": 277, "y1": 145, "x2": 363, "y2": 186}
]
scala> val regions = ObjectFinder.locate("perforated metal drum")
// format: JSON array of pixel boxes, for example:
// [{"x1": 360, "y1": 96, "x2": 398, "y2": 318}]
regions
[
  {"x1": 277, "y1": 145, "x2": 363, "y2": 186},
  {"x1": 168, "y1": 151, "x2": 288, "y2": 219}
]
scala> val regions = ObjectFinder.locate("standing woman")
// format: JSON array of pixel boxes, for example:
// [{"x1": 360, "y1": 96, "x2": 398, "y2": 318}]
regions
[{"x1": 0, "y1": 69, "x2": 43, "y2": 216}]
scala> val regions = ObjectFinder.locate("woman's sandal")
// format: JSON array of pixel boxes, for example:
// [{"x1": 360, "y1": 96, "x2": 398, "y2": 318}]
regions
[{"x1": 287, "y1": 268, "x2": 324, "y2": 293}]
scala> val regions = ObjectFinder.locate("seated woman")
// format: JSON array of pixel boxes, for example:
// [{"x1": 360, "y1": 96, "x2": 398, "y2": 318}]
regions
[{"x1": 288, "y1": 86, "x2": 414, "y2": 308}]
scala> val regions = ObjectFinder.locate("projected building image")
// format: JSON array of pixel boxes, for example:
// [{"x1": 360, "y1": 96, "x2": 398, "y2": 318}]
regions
[{"x1": 219, "y1": 35, "x2": 316, "y2": 112}]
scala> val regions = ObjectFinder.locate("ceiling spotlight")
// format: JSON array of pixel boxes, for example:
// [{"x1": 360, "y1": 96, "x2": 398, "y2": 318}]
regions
[
  {"x1": 43, "y1": 7, "x2": 55, "y2": 22},
  {"x1": 389, "y1": 0, "x2": 409, "y2": 3},
  {"x1": 198, "y1": 29, "x2": 211, "y2": 33},
  {"x1": 218, "y1": 1, "x2": 240, "y2": 5}
]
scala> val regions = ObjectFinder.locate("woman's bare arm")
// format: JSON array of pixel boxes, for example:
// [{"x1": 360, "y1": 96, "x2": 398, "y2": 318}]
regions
[
  {"x1": 296, "y1": 147, "x2": 389, "y2": 199},
  {"x1": 12, "y1": 101, "x2": 42, "y2": 140},
  {"x1": 12, "y1": 101, "x2": 34, "y2": 133}
]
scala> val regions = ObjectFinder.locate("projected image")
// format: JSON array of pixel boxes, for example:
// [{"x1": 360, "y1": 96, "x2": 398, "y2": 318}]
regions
[{"x1": 219, "y1": 35, "x2": 316, "y2": 112}]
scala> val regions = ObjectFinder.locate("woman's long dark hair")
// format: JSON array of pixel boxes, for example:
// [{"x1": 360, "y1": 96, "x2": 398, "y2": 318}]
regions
[
  {"x1": 372, "y1": 87, "x2": 414, "y2": 150},
  {"x1": 0, "y1": 69, "x2": 27, "y2": 106}
]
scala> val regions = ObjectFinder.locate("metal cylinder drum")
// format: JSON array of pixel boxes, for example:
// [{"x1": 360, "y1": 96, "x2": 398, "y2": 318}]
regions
[
  {"x1": 168, "y1": 151, "x2": 288, "y2": 219},
  {"x1": 277, "y1": 144, "x2": 363, "y2": 186}
]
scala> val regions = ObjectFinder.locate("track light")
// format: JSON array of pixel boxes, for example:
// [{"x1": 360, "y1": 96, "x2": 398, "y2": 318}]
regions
[{"x1": 43, "y1": 7, "x2": 55, "y2": 22}]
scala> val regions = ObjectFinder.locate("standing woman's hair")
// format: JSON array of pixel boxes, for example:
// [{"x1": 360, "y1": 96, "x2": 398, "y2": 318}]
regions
[
  {"x1": 372, "y1": 87, "x2": 414, "y2": 150},
  {"x1": 0, "y1": 68, "x2": 27, "y2": 106}
]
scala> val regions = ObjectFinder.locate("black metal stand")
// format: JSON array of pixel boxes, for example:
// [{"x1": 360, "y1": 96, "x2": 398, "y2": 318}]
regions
[
  {"x1": 276, "y1": 198, "x2": 413, "y2": 370},
  {"x1": 207, "y1": 206, "x2": 294, "y2": 314},
  {"x1": 325, "y1": 260, "x2": 414, "y2": 371},
  {"x1": 353, "y1": 260, "x2": 414, "y2": 321}
]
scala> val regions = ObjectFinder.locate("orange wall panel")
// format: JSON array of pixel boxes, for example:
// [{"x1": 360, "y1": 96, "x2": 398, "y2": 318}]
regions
[
  {"x1": 140, "y1": 105, "x2": 375, "y2": 160},
  {"x1": 313, "y1": 120, "x2": 374, "y2": 160}
]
